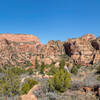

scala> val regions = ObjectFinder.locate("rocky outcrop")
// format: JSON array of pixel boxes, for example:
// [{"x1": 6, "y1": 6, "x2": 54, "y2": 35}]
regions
[
  {"x1": 64, "y1": 34, "x2": 96, "y2": 65},
  {"x1": 37, "y1": 40, "x2": 65, "y2": 64},
  {"x1": 0, "y1": 33, "x2": 100, "y2": 67},
  {"x1": 0, "y1": 34, "x2": 41, "y2": 43},
  {"x1": 91, "y1": 37, "x2": 100, "y2": 64},
  {"x1": 81, "y1": 34, "x2": 96, "y2": 41},
  {"x1": 0, "y1": 34, "x2": 65, "y2": 67},
  {"x1": 0, "y1": 34, "x2": 43, "y2": 67},
  {"x1": 91, "y1": 37, "x2": 100, "y2": 50},
  {"x1": 93, "y1": 51, "x2": 100, "y2": 64}
]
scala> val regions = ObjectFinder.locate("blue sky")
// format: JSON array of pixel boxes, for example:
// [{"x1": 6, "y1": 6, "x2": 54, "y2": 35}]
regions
[{"x1": 0, "y1": 0, "x2": 100, "y2": 44}]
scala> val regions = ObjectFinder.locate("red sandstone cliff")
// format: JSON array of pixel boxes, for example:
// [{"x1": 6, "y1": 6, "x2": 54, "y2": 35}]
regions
[
  {"x1": 0, "y1": 34, "x2": 43, "y2": 67},
  {"x1": 0, "y1": 33, "x2": 100, "y2": 67},
  {"x1": 64, "y1": 34, "x2": 100, "y2": 65}
]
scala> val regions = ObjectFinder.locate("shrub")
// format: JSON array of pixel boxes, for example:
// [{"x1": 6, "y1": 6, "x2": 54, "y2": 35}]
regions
[
  {"x1": 71, "y1": 66, "x2": 78, "y2": 75},
  {"x1": 27, "y1": 68, "x2": 33, "y2": 75},
  {"x1": 26, "y1": 78, "x2": 38, "y2": 88},
  {"x1": 35, "y1": 58, "x2": 40, "y2": 70},
  {"x1": 25, "y1": 61, "x2": 32, "y2": 67},
  {"x1": 47, "y1": 66, "x2": 58, "y2": 75},
  {"x1": 0, "y1": 68, "x2": 20, "y2": 97},
  {"x1": 40, "y1": 62, "x2": 45, "y2": 74},
  {"x1": 77, "y1": 64, "x2": 81, "y2": 69},
  {"x1": 21, "y1": 78, "x2": 38, "y2": 94},
  {"x1": 59, "y1": 60, "x2": 65, "y2": 69},
  {"x1": 97, "y1": 75, "x2": 100, "y2": 81},
  {"x1": 0, "y1": 67, "x2": 2, "y2": 73},
  {"x1": 48, "y1": 69, "x2": 71, "y2": 93},
  {"x1": 21, "y1": 83, "x2": 30, "y2": 94},
  {"x1": 97, "y1": 65, "x2": 100, "y2": 73},
  {"x1": 11, "y1": 67, "x2": 26, "y2": 75}
]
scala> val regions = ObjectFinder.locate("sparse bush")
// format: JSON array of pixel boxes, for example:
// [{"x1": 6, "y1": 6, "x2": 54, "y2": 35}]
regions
[
  {"x1": 97, "y1": 75, "x2": 100, "y2": 81},
  {"x1": 11, "y1": 67, "x2": 26, "y2": 75},
  {"x1": 59, "y1": 60, "x2": 65, "y2": 69},
  {"x1": 0, "y1": 68, "x2": 20, "y2": 97},
  {"x1": 71, "y1": 66, "x2": 78, "y2": 75},
  {"x1": 21, "y1": 83, "x2": 30, "y2": 95},
  {"x1": 40, "y1": 62, "x2": 45, "y2": 74},
  {"x1": 35, "y1": 58, "x2": 40, "y2": 70},
  {"x1": 97, "y1": 65, "x2": 100, "y2": 73},
  {"x1": 48, "y1": 69, "x2": 71, "y2": 93},
  {"x1": 77, "y1": 64, "x2": 81, "y2": 69},
  {"x1": 21, "y1": 78, "x2": 38, "y2": 95},
  {"x1": 25, "y1": 61, "x2": 32, "y2": 67},
  {"x1": 47, "y1": 66, "x2": 58, "y2": 75},
  {"x1": 26, "y1": 78, "x2": 38, "y2": 88},
  {"x1": 0, "y1": 67, "x2": 2, "y2": 73},
  {"x1": 71, "y1": 64, "x2": 81, "y2": 75},
  {"x1": 27, "y1": 68, "x2": 33, "y2": 75}
]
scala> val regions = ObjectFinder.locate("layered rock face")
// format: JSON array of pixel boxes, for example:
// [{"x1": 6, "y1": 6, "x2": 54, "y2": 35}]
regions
[
  {"x1": 39, "y1": 40, "x2": 65, "y2": 64},
  {"x1": 91, "y1": 37, "x2": 100, "y2": 64},
  {"x1": 0, "y1": 33, "x2": 100, "y2": 67},
  {"x1": 91, "y1": 37, "x2": 100, "y2": 50},
  {"x1": 0, "y1": 34, "x2": 40, "y2": 43},
  {"x1": 64, "y1": 34, "x2": 99, "y2": 65},
  {"x1": 0, "y1": 34, "x2": 65, "y2": 67},
  {"x1": 81, "y1": 34, "x2": 96, "y2": 41},
  {"x1": 0, "y1": 34, "x2": 43, "y2": 67}
]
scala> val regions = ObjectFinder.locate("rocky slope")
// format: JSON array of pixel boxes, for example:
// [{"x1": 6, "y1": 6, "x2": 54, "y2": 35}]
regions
[{"x1": 0, "y1": 33, "x2": 100, "y2": 67}]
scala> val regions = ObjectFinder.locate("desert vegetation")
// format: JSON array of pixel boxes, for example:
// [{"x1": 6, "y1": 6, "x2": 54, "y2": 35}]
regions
[{"x1": 0, "y1": 59, "x2": 100, "y2": 100}]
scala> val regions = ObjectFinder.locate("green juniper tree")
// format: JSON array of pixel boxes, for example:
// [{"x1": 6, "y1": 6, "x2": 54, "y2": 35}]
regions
[
  {"x1": 48, "y1": 60, "x2": 71, "y2": 93},
  {"x1": 48, "y1": 68, "x2": 71, "y2": 92}
]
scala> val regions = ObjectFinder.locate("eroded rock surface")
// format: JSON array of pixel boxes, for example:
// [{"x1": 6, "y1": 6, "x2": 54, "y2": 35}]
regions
[
  {"x1": 0, "y1": 34, "x2": 65, "y2": 67},
  {"x1": 0, "y1": 34, "x2": 43, "y2": 67},
  {"x1": 64, "y1": 34, "x2": 96, "y2": 65},
  {"x1": 0, "y1": 33, "x2": 100, "y2": 67},
  {"x1": 91, "y1": 37, "x2": 100, "y2": 64},
  {"x1": 39, "y1": 40, "x2": 65, "y2": 64}
]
